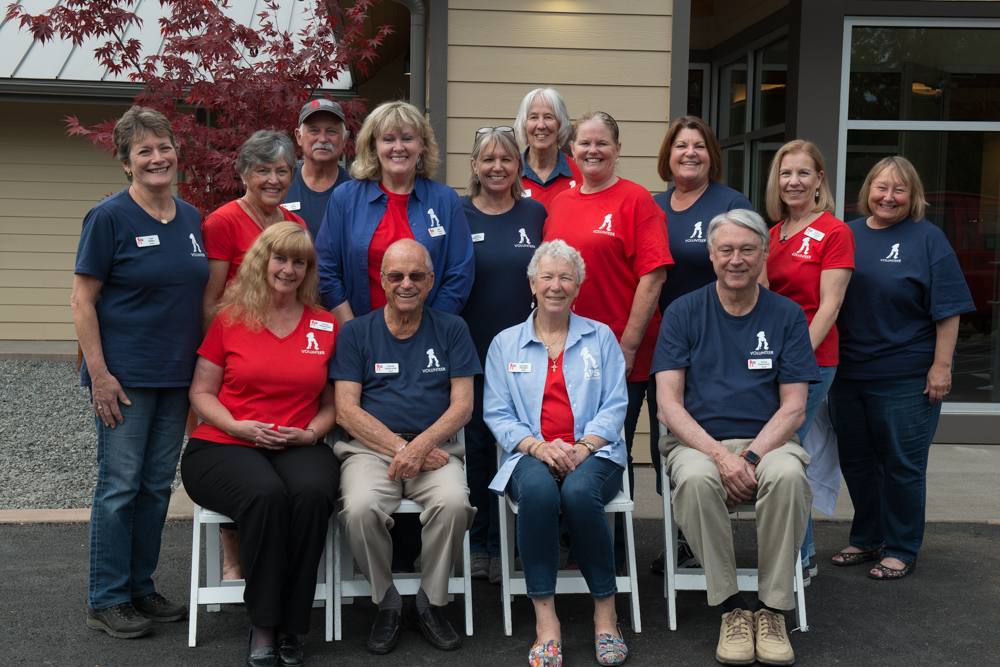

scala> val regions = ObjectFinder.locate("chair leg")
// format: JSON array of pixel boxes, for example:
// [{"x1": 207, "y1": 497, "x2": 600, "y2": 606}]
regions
[
  {"x1": 622, "y1": 508, "x2": 642, "y2": 634},
  {"x1": 500, "y1": 497, "x2": 515, "y2": 637},
  {"x1": 463, "y1": 528, "x2": 473, "y2": 636},
  {"x1": 325, "y1": 516, "x2": 334, "y2": 641},
  {"x1": 205, "y1": 523, "x2": 221, "y2": 613},
  {"x1": 333, "y1": 517, "x2": 343, "y2": 641},
  {"x1": 793, "y1": 552, "x2": 808, "y2": 632},
  {"x1": 664, "y1": 469, "x2": 679, "y2": 631},
  {"x1": 189, "y1": 506, "x2": 202, "y2": 647}
]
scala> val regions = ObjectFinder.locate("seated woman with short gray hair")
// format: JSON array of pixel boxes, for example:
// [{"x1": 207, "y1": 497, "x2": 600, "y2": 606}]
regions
[{"x1": 484, "y1": 240, "x2": 630, "y2": 667}]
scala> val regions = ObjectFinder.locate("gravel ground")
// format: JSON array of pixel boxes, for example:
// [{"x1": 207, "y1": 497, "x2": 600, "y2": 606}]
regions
[{"x1": 0, "y1": 360, "x2": 183, "y2": 510}]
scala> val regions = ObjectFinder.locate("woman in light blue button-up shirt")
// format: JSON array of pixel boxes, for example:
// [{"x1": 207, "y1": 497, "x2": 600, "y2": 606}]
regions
[{"x1": 484, "y1": 240, "x2": 629, "y2": 666}]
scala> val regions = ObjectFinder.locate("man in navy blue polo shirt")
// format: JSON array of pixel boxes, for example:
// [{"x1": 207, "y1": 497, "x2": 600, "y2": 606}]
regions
[
  {"x1": 652, "y1": 209, "x2": 819, "y2": 667},
  {"x1": 330, "y1": 239, "x2": 480, "y2": 655}
]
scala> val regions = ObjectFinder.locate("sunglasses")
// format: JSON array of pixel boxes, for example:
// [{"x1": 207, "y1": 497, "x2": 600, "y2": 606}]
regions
[
  {"x1": 381, "y1": 271, "x2": 429, "y2": 284},
  {"x1": 476, "y1": 126, "x2": 514, "y2": 137}
]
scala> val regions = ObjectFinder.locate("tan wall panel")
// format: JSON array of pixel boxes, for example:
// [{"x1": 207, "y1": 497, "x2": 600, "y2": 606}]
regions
[
  {"x1": 0, "y1": 252, "x2": 75, "y2": 271},
  {"x1": 2, "y1": 181, "x2": 125, "y2": 202},
  {"x1": 447, "y1": 119, "x2": 668, "y2": 157},
  {"x1": 449, "y1": 46, "x2": 670, "y2": 87},
  {"x1": 0, "y1": 218, "x2": 82, "y2": 236},
  {"x1": 0, "y1": 270, "x2": 72, "y2": 289},
  {"x1": 0, "y1": 304, "x2": 72, "y2": 323},
  {"x1": 44, "y1": 322, "x2": 77, "y2": 339},
  {"x1": 1, "y1": 234, "x2": 80, "y2": 253},
  {"x1": 0, "y1": 144, "x2": 121, "y2": 166},
  {"x1": 0, "y1": 322, "x2": 45, "y2": 339},
  {"x1": 0, "y1": 287, "x2": 72, "y2": 306},
  {"x1": 449, "y1": 10, "x2": 672, "y2": 51},
  {"x1": 449, "y1": 0, "x2": 672, "y2": 16},
  {"x1": 0, "y1": 163, "x2": 127, "y2": 185},
  {"x1": 447, "y1": 83, "x2": 671, "y2": 123},
  {"x1": 4, "y1": 199, "x2": 103, "y2": 219}
]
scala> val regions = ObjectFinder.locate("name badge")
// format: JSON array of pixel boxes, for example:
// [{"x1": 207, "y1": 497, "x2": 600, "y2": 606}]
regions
[
  {"x1": 471, "y1": 233, "x2": 485, "y2": 243},
  {"x1": 748, "y1": 359, "x2": 773, "y2": 370},
  {"x1": 429, "y1": 226, "x2": 446, "y2": 238},
  {"x1": 136, "y1": 235, "x2": 160, "y2": 247},
  {"x1": 310, "y1": 319, "x2": 334, "y2": 332},
  {"x1": 280, "y1": 201, "x2": 301, "y2": 211},
  {"x1": 523, "y1": 189, "x2": 532, "y2": 197},
  {"x1": 375, "y1": 363, "x2": 399, "y2": 374},
  {"x1": 508, "y1": 363, "x2": 531, "y2": 373},
  {"x1": 804, "y1": 227, "x2": 825, "y2": 242}
]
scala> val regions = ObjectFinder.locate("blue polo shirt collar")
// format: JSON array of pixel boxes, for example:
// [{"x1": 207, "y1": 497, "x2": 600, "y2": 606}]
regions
[{"x1": 521, "y1": 149, "x2": 574, "y2": 187}]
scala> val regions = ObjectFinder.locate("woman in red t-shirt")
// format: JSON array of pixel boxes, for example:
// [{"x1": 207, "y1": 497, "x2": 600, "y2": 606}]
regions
[
  {"x1": 762, "y1": 140, "x2": 855, "y2": 578},
  {"x1": 543, "y1": 112, "x2": 672, "y2": 558},
  {"x1": 181, "y1": 222, "x2": 339, "y2": 667}
]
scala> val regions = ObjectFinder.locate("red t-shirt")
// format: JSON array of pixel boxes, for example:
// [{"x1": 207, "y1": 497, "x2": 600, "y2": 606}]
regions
[
  {"x1": 191, "y1": 306, "x2": 339, "y2": 447},
  {"x1": 540, "y1": 351, "x2": 575, "y2": 444},
  {"x1": 766, "y1": 211, "x2": 855, "y2": 366},
  {"x1": 202, "y1": 199, "x2": 308, "y2": 284},
  {"x1": 522, "y1": 159, "x2": 583, "y2": 212},
  {"x1": 544, "y1": 179, "x2": 673, "y2": 381},
  {"x1": 368, "y1": 186, "x2": 415, "y2": 310}
]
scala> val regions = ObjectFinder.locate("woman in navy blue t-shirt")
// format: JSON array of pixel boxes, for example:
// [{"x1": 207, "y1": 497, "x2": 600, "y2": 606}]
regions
[{"x1": 829, "y1": 156, "x2": 974, "y2": 580}]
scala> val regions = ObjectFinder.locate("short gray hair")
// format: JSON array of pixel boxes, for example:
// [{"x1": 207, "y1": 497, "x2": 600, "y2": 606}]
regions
[
  {"x1": 527, "y1": 240, "x2": 585, "y2": 285},
  {"x1": 514, "y1": 88, "x2": 573, "y2": 148},
  {"x1": 706, "y1": 209, "x2": 770, "y2": 255},
  {"x1": 236, "y1": 130, "x2": 297, "y2": 176},
  {"x1": 381, "y1": 238, "x2": 434, "y2": 274}
]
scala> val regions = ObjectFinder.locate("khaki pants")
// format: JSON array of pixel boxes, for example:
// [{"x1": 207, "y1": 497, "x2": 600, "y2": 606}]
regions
[
  {"x1": 659, "y1": 435, "x2": 811, "y2": 610},
  {"x1": 334, "y1": 438, "x2": 475, "y2": 606}
]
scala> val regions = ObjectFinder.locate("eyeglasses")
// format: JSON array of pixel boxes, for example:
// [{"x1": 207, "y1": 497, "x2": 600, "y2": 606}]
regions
[
  {"x1": 476, "y1": 126, "x2": 514, "y2": 137},
  {"x1": 381, "y1": 271, "x2": 429, "y2": 284}
]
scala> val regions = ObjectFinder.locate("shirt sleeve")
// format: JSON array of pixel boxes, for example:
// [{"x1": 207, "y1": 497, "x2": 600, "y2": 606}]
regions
[
  {"x1": 430, "y1": 191, "x2": 476, "y2": 315},
  {"x1": 649, "y1": 300, "x2": 691, "y2": 374},
  {"x1": 197, "y1": 316, "x2": 227, "y2": 367},
  {"x1": 316, "y1": 189, "x2": 348, "y2": 310},
  {"x1": 201, "y1": 207, "x2": 237, "y2": 262},
  {"x1": 483, "y1": 335, "x2": 535, "y2": 453},
  {"x1": 447, "y1": 316, "x2": 484, "y2": 377},
  {"x1": 927, "y1": 246, "x2": 976, "y2": 322},
  {"x1": 631, "y1": 191, "x2": 674, "y2": 278},
  {"x1": 728, "y1": 191, "x2": 754, "y2": 212},
  {"x1": 777, "y1": 306, "x2": 821, "y2": 384},
  {"x1": 580, "y1": 325, "x2": 629, "y2": 443},
  {"x1": 74, "y1": 206, "x2": 116, "y2": 281},
  {"x1": 819, "y1": 223, "x2": 856, "y2": 271},
  {"x1": 328, "y1": 318, "x2": 364, "y2": 381}
]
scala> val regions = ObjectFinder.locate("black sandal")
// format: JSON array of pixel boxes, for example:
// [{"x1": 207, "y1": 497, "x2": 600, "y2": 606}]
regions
[
  {"x1": 831, "y1": 545, "x2": 883, "y2": 567},
  {"x1": 868, "y1": 561, "x2": 916, "y2": 580}
]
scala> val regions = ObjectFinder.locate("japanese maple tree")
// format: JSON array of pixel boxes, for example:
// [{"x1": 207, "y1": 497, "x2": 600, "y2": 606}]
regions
[{"x1": 6, "y1": 0, "x2": 391, "y2": 215}]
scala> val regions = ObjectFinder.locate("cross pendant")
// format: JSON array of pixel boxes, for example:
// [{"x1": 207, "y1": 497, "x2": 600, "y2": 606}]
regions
[{"x1": 551, "y1": 359, "x2": 558, "y2": 372}]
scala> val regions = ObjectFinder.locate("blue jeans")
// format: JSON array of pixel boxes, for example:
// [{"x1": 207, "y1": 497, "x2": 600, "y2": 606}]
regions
[
  {"x1": 88, "y1": 386, "x2": 189, "y2": 609},
  {"x1": 828, "y1": 375, "x2": 941, "y2": 564},
  {"x1": 509, "y1": 455, "x2": 622, "y2": 599},
  {"x1": 797, "y1": 365, "x2": 837, "y2": 566},
  {"x1": 466, "y1": 375, "x2": 500, "y2": 557}
]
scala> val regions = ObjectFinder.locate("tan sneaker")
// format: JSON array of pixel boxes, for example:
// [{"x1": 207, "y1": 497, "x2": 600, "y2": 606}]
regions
[
  {"x1": 754, "y1": 608, "x2": 795, "y2": 665},
  {"x1": 715, "y1": 608, "x2": 755, "y2": 665}
]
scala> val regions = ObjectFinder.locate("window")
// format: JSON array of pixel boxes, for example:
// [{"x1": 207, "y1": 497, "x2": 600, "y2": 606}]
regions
[{"x1": 837, "y1": 20, "x2": 1000, "y2": 406}]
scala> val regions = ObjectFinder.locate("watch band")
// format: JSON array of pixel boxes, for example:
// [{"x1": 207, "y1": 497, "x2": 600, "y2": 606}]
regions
[
  {"x1": 576, "y1": 439, "x2": 596, "y2": 454},
  {"x1": 739, "y1": 449, "x2": 761, "y2": 466}
]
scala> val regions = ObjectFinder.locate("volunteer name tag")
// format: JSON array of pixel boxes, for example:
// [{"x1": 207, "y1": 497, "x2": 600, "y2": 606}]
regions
[
  {"x1": 281, "y1": 201, "x2": 301, "y2": 211},
  {"x1": 310, "y1": 319, "x2": 334, "y2": 332},
  {"x1": 748, "y1": 359, "x2": 773, "y2": 370},
  {"x1": 375, "y1": 363, "x2": 399, "y2": 374},
  {"x1": 524, "y1": 189, "x2": 532, "y2": 197},
  {"x1": 471, "y1": 233, "x2": 485, "y2": 243},
  {"x1": 804, "y1": 227, "x2": 825, "y2": 242},
  {"x1": 429, "y1": 226, "x2": 446, "y2": 238},
  {"x1": 508, "y1": 362, "x2": 531, "y2": 373},
  {"x1": 136, "y1": 235, "x2": 160, "y2": 247}
]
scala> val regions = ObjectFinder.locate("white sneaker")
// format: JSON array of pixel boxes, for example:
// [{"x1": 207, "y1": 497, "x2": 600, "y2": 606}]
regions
[
  {"x1": 754, "y1": 608, "x2": 795, "y2": 665},
  {"x1": 715, "y1": 608, "x2": 754, "y2": 665}
]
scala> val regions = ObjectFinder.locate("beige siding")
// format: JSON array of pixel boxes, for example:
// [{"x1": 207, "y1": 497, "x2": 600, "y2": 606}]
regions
[
  {"x1": 446, "y1": 0, "x2": 673, "y2": 195},
  {"x1": 0, "y1": 101, "x2": 130, "y2": 340}
]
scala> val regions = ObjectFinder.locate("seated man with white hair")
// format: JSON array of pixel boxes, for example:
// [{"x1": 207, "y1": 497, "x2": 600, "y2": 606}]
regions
[
  {"x1": 330, "y1": 239, "x2": 480, "y2": 655},
  {"x1": 652, "y1": 209, "x2": 819, "y2": 666}
]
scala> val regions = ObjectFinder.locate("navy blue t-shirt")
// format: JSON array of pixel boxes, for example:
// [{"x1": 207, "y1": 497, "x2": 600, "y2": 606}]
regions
[
  {"x1": 459, "y1": 196, "x2": 547, "y2": 364},
  {"x1": 330, "y1": 306, "x2": 483, "y2": 433},
  {"x1": 651, "y1": 284, "x2": 820, "y2": 440},
  {"x1": 282, "y1": 163, "x2": 353, "y2": 239},
  {"x1": 654, "y1": 182, "x2": 753, "y2": 314},
  {"x1": 75, "y1": 189, "x2": 210, "y2": 387},
  {"x1": 837, "y1": 217, "x2": 975, "y2": 380}
]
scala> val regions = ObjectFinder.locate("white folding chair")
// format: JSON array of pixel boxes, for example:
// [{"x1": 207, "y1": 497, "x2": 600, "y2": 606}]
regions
[
  {"x1": 497, "y1": 441, "x2": 641, "y2": 636},
  {"x1": 658, "y1": 425, "x2": 808, "y2": 632},
  {"x1": 331, "y1": 429, "x2": 473, "y2": 640},
  {"x1": 188, "y1": 506, "x2": 334, "y2": 646}
]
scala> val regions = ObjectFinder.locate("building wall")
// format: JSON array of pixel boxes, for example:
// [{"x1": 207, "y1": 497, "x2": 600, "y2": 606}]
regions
[
  {"x1": 0, "y1": 101, "x2": 130, "y2": 341},
  {"x1": 445, "y1": 0, "x2": 674, "y2": 195}
]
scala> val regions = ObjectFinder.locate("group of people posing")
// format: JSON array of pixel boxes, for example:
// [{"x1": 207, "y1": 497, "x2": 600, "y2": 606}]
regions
[{"x1": 72, "y1": 86, "x2": 973, "y2": 667}]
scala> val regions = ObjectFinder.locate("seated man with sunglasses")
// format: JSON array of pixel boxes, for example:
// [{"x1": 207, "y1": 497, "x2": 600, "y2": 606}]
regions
[{"x1": 329, "y1": 239, "x2": 480, "y2": 655}]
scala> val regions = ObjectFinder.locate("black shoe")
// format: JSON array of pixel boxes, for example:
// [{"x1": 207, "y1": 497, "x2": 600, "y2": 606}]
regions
[
  {"x1": 407, "y1": 603, "x2": 461, "y2": 651},
  {"x1": 247, "y1": 629, "x2": 279, "y2": 667},
  {"x1": 366, "y1": 609, "x2": 402, "y2": 654},
  {"x1": 277, "y1": 636, "x2": 304, "y2": 666},
  {"x1": 131, "y1": 592, "x2": 187, "y2": 622},
  {"x1": 86, "y1": 602, "x2": 153, "y2": 638},
  {"x1": 651, "y1": 549, "x2": 665, "y2": 575}
]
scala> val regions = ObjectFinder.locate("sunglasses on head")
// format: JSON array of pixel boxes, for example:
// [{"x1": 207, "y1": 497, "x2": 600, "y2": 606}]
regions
[
  {"x1": 381, "y1": 271, "x2": 429, "y2": 284},
  {"x1": 476, "y1": 126, "x2": 514, "y2": 138}
]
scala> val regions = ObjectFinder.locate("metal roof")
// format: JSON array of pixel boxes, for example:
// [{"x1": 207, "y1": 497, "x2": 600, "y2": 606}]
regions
[{"x1": 0, "y1": 0, "x2": 352, "y2": 94}]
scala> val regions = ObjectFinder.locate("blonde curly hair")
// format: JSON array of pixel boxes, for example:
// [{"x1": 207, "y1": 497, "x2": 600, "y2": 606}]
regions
[
  {"x1": 217, "y1": 222, "x2": 321, "y2": 332},
  {"x1": 350, "y1": 101, "x2": 440, "y2": 181}
]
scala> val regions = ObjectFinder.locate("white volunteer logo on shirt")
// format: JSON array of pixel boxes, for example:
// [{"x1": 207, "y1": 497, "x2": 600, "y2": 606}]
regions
[
  {"x1": 685, "y1": 221, "x2": 706, "y2": 243},
  {"x1": 594, "y1": 213, "x2": 615, "y2": 237},
  {"x1": 750, "y1": 330, "x2": 773, "y2": 356},
  {"x1": 189, "y1": 234, "x2": 202, "y2": 253},
  {"x1": 428, "y1": 208, "x2": 442, "y2": 228},
  {"x1": 791, "y1": 235, "x2": 812, "y2": 259},
  {"x1": 423, "y1": 348, "x2": 447, "y2": 373},
  {"x1": 882, "y1": 243, "x2": 902, "y2": 263},
  {"x1": 569, "y1": 180, "x2": 577, "y2": 188},
  {"x1": 301, "y1": 331, "x2": 326, "y2": 355},
  {"x1": 515, "y1": 228, "x2": 536, "y2": 249},
  {"x1": 581, "y1": 346, "x2": 601, "y2": 380}
]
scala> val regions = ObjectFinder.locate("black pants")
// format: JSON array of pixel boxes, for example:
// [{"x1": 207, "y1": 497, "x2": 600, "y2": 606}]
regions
[{"x1": 181, "y1": 438, "x2": 339, "y2": 634}]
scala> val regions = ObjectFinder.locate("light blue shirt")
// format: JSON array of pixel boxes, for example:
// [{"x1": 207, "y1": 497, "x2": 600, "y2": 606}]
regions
[{"x1": 484, "y1": 312, "x2": 628, "y2": 495}]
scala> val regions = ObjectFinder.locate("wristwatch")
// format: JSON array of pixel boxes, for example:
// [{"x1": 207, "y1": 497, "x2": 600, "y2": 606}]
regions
[
  {"x1": 739, "y1": 449, "x2": 761, "y2": 467},
  {"x1": 576, "y1": 439, "x2": 596, "y2": 454}
]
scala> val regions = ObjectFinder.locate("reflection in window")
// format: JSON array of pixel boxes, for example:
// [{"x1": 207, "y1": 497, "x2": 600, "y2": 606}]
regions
[
  {"x1": 718, "y1": 61, "x2": 747, "y2": 139},
  {"x1": 756, "y1": 40, "x2": 787, "y2": 131}
]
